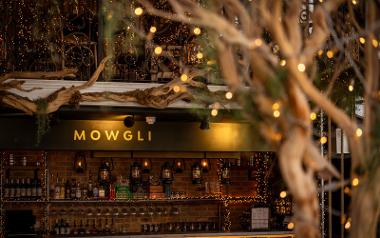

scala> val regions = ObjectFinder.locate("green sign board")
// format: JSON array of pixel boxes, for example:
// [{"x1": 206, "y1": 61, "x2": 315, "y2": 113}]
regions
[{"x1": 0, "y1": 118, "x2": 263, "y2": 151}]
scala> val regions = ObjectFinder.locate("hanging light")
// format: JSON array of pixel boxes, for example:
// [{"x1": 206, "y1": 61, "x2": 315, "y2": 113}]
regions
[
  {"x1": 142, "y1": 158, "x2": 152, "y2": 173},
  {"x1": 221, "y1": 160, "x2": 231, "y2": 184},
  {"x1": 124, "y1": 115, "x2": 135, "y2": 128},
  {"x1": 161, "y1": 162, "x2": 174, "y2": 184},
  {"x1": 73, "y1": 152, "x2": 87, "y2": 173},
  {"x1": 174, "y1": 159, "x2": 185, "y2": 173},
  {"x1": 191, "y1": 162, "x2": 202, "y2": 184}
]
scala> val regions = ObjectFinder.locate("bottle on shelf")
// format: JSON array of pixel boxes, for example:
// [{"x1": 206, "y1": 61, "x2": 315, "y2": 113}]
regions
[
  {"x1": 59, "y1": 178, "x2": 65, "y2": 199},
  {"x1": 4, "y1": 178, "x2": 9, "y2": 198},
  {"x1": 15, "y1": 178, "x2": 21, "y2": 198},
  {"x1": 70, "y1": 179, "x2": 76, "y2": 199},
  {"x1": 53, "y1": 219, "x2": 60, "y2": 235},
  {"x1": 20, "y1": 178, "x2": 26, "y2": 197},
  {"x1": 75, "y1": 181, "x2": 82, "y2": 200},
  {"x1": 59, "y1": 219, "x2": 65, "y2": 235},
  {"x1": 93, "y1": 182, "x2": 99, "y2": 199},
  {"x1": 31, "y1": 178, "x2": 37, "y2": 198},
  {"x1": 36, "y1": 178, "x2": 42, "y2": 198},
  {"x1": 26, "y1": 178, "x2": 32, "y2": 198},
  {"x1": 49, "y1": 173, "x2": 55, "y2": 199},
  {"x1": 54, "y1": 174, "x2": 61, "y2": 200},
  {"x1": 72, "y1": 220, "x2": 78, "y2": 235},
  {"x1": 65, "y1": 179, "x2": 71, "y2": 200},
  {"x1": 99, "y1": 183, "x2": 106, "y2": 199},
  {"x1": 9, "y1": 178, "x2": 15, "y2": 198},
  {"x1": 87, "y1": 172, "x2": 94, "y2": 198}
]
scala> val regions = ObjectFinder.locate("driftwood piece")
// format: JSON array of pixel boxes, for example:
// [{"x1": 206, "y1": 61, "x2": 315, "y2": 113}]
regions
[{"x1": 0, "y1": 68, "x2": 78, "y2": 83}]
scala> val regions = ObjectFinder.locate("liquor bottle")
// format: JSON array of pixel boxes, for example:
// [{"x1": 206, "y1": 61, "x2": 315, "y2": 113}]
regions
[
  {"x1": 15, "y1": 178, "x2": 21, "y2": 198},
  {"x1": 98, "y1": 183, "x2": 106, "y2": 199},
  {"x1": 93, "y1": 182, "x2": 99, "y2": 199},
  {"x1": 78, "y1": 220, "x2": 85, "y2": 235},
  {"x1": 9, "y1": 178, "x2": 15, "y2": 198},
  {"x1": 20, "y1": 178, "x2": 26, "y2": 197},
  {"x1": 82, "y1": 183, "x2": 88, "y2": 200},
  {"x1": 53, "y1": 219, "x2": 60, "y2": 235},
  {"x1": 4, "y1": 178, "x2": 9, "y2": 198},
  {"x1": 72, "y1": 220, "x2": 78, "y2": 235},
  {"x1": 31, "y1": 178, "x2": 37, "y2": 198},
  {"x1": 36, "y1": 178, "x2": 43, "y2": 198},
  {"x1": 59, "y1": 178, "x2": 65, "y2": 199},
  {"x1": 49, "y1": 173, "x2": 55, "y2": 199},
  {"x1": 64, "y1": 220, "x2": 71, "y2": 235},
  {"x1": 90, "y1": 219, "x2": 97, "y2": 234},
  {"x1": 59, "y1": 219, "x2": 65, "y2": 235},
  {"x1": 70, "y1": 179, "x2": 76, "y2": 199},
  {"x1": 85, "y1": 220, "x2": 91, "y2": 234},
  {"x1": 87, "y1": 172, "x2": 94, "y2": 198},
  {"x1": 26, "y1": 178, "x2": 32, "y2": 198},
  {"x1": 54, "y1": 175, "x2": 61, "y2": 200},
  {"x1": 109, "y1": 183, "x2": 116, "y2": 200},
  {"x1": 65, "y1": 179, "x2": 71, "y2": 200},
  {"x1": 75, "y1": 181, "x2": 82, "y2": 200}
]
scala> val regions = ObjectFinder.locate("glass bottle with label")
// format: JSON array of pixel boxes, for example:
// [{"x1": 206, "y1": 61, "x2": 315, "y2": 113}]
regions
[
  {"x1": 59, "y1": 178, "x2": 65, "y2": 199},
  {"x1": 93, "y1": 182, "x2": 99, "y2": 199},
  {"x1": 54, "y1": 174, "x2": 60, "y2": 199},
  {"x1": 9, "y1": 179, "x2": 15, "y2": 198},
  {"x1": 76, "y1": 181, "x2": 82, "y2": 200},
  {"x1": 20, "y1": 178, "x2": 26, "y2": 197},
  {"x1": 98, "y1": 184, "x2": 106, "y2": 199},
  {"x1": 31, "y1": 178, "x2": 37, "y2": 198},
  {"x1": 65, "y1": 179, "x2": 71, "y2": 200},
  {"x1": 36, "y1": 178, "x2": 43, "y2": 198},
  {"x1": 26, "y1": 178, "x2": 32, "y2": 198},
  {"x1": 87, "y1": 172, "x2": 94, "y2": 198}
]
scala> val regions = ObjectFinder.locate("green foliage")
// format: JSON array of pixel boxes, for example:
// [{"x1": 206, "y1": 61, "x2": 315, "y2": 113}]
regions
[{"x1": 265, "y1": 67, "x2": 287, "y2": 100}]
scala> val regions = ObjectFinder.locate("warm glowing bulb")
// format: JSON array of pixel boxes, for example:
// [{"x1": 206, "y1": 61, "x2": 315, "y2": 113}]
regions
[
  {"x1": 320, "y1": 136, "x2": 327, "y2": 144},
  {"x1": 173, "y1": 85, "x2": 180, "y2": 93},
  {"x1": 355, "y1": 128, "x2": 363, "y2": 137},
  {"x1": 211, "y1": 109, "x2": 218, "y2": 117},
  {"x1": 372, "y1": 39, "x2": 379, "y2": 48},
  {"x1": 134, "y1": 7, "x2": 143, "y2": 16},
  {"x1": 345, "y1": 220, "x2": 351, "y2": 230},
  {"x1": 225, "y1": 91, "x2": 233, "y2": 100},
  {"x1": 207, "y1": 60, "x2": 216, "y2": 65},
  {"x1": 344, "y1": 186, "x2": 350, "y2": 194},
  {"x1": 196, "y1": 52, "x2": 203, "y2": 59},
  {"x1": 352, "y1": 177, "x2": 359, "y2": 186},
  {"x1": 359, "y1": 37, "x2": 366, "y2": 44},
  {"x1": 193, "y1": 27, "x2": 201, "y2": 35},
  {"x1": 280, "y1": 59, "x2": 286, "y2": 66},
  {"x1": 287, "y1": 222, "x2": 295, "y2": 230},
  {"x1": 310, "y1": 112, "x2": 317, "y2": 121},
  {"x1": 352, "y1": 0, "x2": 358, "y2": 5},
  {"x1": 297, "y1": 63, "x2": 306, "y2": 72},
  {"x1": 326, "y1": 50, "x2": 334, "y2": 58},
  {"x1": 254, "y1": 38, "x2": 263, "y2": 46},
  {"x1": 149, "y1": 26, "x2": 157, "y2": 33},
  {"x1": 280, "y1": 191, "x2": 287, "y2": 198},
  {"x1": 348, "y1": 84, "x2": 354, "y2": 92},
  {"x1": 144, "y1": 161, "x2": 148, "y2": 166},
  {"x1": 317, "y1": 49, "x2": 324, "y2": 56},
  {"x1": 273, "y1": 110, "x2": 281, "y2": 118},
  {"x1": 180, "y1": 74, "x2": 188, "y2": 82},
  {"x1": 272, "y1": 102, "x2": 280, "y2": 110},
  {"x1": 154, "y1": 46, "x2": 163, "y2": 55}
]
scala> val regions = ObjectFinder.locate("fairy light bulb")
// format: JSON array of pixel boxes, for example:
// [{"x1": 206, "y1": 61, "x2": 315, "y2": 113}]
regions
[
  {"x1": 352, "y1": 0, "x2": 358, "y2": 5},
  {"x1": 149, "y1": 26, "x2": 157, "y2": 33},
  {"x1": 196, "y1": 52, "x2": 203, "y2": 59},
  {"x1": 372, "y1": 39, "x2": 379, "y2": 48},
  {"x1": 272, "y1": 102, "x2": 280, "y2": 110},
  {"x1": 287, "y1": 222, "x2": 295, "y2": 230},
  {"x1": 134, "y1": 7, "x2": 143, "y2": 16},
  {"x1": 310, "y1": 112, "x2": 317, "y2": 121},
  {"x1": 193, "y1": 27, "x2": 201, "y2": 35},
  {"x1": 297, "y1": 63, "x2": 306, "y2": 72},
  {"x1": 348, "y1": 84, "x2": 354, "y2": 92},
  {"x1": 211, "y1": 109, "x2": 218, "y2": 117},
  {"x1": 352, "y1": 177, "x2": 359, "y2": 186},
  {"x1": 180, "y1": 74, "x2": 188, "y2": 82},
  {"x1": 154, "y1": 46, "x2": 163, "y2": 55},
  {"x1": 317, "y1": 49, "x2": 324, "y2": 56},
  {"x1": 345, "y1": 219, "x2": 351, "y2": 230},
  {"x1": 355, "y1": 128, "x2": 363, "y2": 137},
  {"x1": 225, "y1": 91, "x2": 233, "y2": 100},
  {"x1": 273, "y1": 110, "x2": 281, "y2": 118},
  {"x1": 254, "y1": 38, "x2": 263, "y2": 47},
  {"x1": 359, "y1": 37, "x2": 366, "y2": 44},
  {"x1": 326, "y1": 50, "x2": 334, "y2": 59},
  {"x1": 320, "y1": 136, "x2": 327, "y2": 144},
  {"x1": 280, "y1": 191, "x2": 287, "y2": 198},
  {"x1": 173, "y1": 85, "x2": 180, "y2": 93},
  {"x1": 279, "y1": 59, "x2": 286, "y2": 66}
]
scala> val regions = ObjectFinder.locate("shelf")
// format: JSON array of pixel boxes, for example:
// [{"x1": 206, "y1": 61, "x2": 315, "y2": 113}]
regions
[{"x1": 4, "y1": 165, "x2": 40, "y2": 170}]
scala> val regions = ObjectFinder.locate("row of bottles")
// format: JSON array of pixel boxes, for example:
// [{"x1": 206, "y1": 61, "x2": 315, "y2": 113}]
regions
[
  {"x1": 51, "y1": 173, "x2": 118, "y2": 200},
  {"x1": 52, "y1": 218, "x2": 117, "y2": 236},
  {"x1": 4, "y1": 177, "x2": 43, "y2": 199}
]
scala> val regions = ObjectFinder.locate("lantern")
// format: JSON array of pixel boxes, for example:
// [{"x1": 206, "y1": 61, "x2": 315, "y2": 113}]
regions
[
  {"x1": 98, "y1": 161, "x2": 111, "y2": 183},
  {"x1": 221, "y1": 160, "x2": 231, "y2": 184},
  {"x1": 74, "y1": 152, "x2": 87, "y2": 173},
  {"x1": 130, "y1": 162, "x2": 142, "y2": 182},
  {"x1": 161, "y1": 162, "x2": 173, "y2": 183},
  {"x1": 192, "y1": 162, "x2": 202, "y2": 184}
]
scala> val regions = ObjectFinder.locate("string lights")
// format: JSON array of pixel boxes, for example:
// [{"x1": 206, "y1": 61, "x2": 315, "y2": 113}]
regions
[
  {"x1": 297, "y1": 63, "x2": 306, "y2": 72},
  {"x1": 193, "y1": 27, "x2": 201, "y2": 35},
  {"x1": 154, "y1": 46, "x2": 163, "y2": 55},
  {"x1": 310, "y1": 112, "x2": 317, "y2": 121},
  {"x1": 225, "y1": 91, "x2": 233, "y2": 100},
  {"x1": 180, "y1": 74, "x2": 188, "y2": 82},
  {"x1": 279, "y1": 59, "x2": 286, "y2": 66},
  {"x1": 149, "y1": 26, "x2": 157, "y2": 33},
  {"x1": 134, "y1": 7, "x2": 143, "y2": 16}
]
